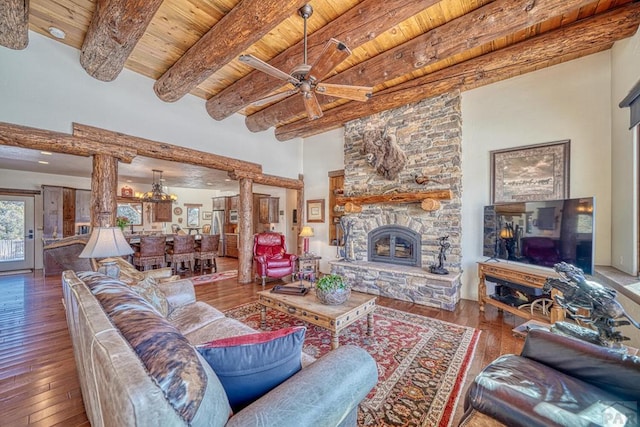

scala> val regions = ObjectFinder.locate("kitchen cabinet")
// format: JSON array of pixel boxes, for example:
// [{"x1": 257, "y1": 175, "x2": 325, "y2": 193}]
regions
[
  {"x1": 225, "y1": 233, "x2": 238, "y2": 258},
  {"x1": 258, "y1": 196, "x2": 279, "y2": 224},
  {"x1": 43, "y1": 185, "x2": 77, "y2": 238},
  {"x1": 212, "y1": 197, "x2": 226, "y2": 211},
  {"x1": 153, "y1": 201, "x2": 173, "y2": 222}
]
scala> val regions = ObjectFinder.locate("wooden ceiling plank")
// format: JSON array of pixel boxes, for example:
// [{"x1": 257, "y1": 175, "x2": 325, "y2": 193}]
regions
[
  {"x1": 205, "y1": 0, "x2": 442, "y2": 120},
  {"x1": 72, "y1": 123, "x2": 262, "y2": 175},
  {"x1": 246, "y1": 0, "x2": 598, "y2": 133},
  {"x1": 274, "y1": 3, "x2": 640, "y2": 141},
  {"x1": 153, "y1": 0, "x2": 308, "y2": 103},
  {"x1": 0, "y1": 121, "x2": 136, "y2": 162},
  {"x1": 0, "y1": 0, "x2": 30, "y2": 50},
  {"x1": 80, "y1": 0, "x2": 165, "y2": 82}
]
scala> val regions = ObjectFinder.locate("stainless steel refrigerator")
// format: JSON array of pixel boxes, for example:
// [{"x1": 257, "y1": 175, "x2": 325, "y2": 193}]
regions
[{"x1": 211, "y1": 209, "x2": 225, "y2": 257}]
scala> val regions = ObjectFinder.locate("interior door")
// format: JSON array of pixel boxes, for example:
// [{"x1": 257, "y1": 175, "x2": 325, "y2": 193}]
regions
[{"x1": 0, "y1": 195, "x2": 35, "y2": 272}]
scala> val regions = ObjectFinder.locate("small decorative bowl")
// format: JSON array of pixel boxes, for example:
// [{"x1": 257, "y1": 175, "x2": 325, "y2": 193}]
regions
[{"x1": 315, "y1": 287, "x2": 351, "y2": 305}]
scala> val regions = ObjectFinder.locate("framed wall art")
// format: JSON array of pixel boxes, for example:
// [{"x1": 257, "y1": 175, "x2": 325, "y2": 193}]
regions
[
  {"x1": 202, "y1": 211, "x2": 212, "y2": 221},
  {"x1": 491, "y1": 140, "x2": 570, "y2": 204},
  {"x1": 306, "y1": 199, "x2": 325, "y2": 223}
]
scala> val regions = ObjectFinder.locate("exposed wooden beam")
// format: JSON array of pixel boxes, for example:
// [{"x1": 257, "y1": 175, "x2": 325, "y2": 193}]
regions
[
  {"x1": 0, "y1": 0, "x2": 29, "y2": 50},
  {"x1": 205, "y1": 0, "x2": 441, "y2": 120},
  {"x1": 228, "y1": 170, "x2": 303, "y2": 190},
  {"x1": 275, "y1": 4, "x2": 640, "y2": 141},
  {"x1": 153, "y1": 0, "x2": 308, "y2": 103},
  {"x1": 246, "y1": 0, "x2": 597, "y2": 133},
  {"x1": 336, "y1": 190, "x2": 452, "y2": 206},
  {"x1": 0, "y1": 121, "x2": 136, "y2": 162},
  {"x1": 80, "y1": 0, "x2": 165, "y2": 82},
  {"x1": 72, "y1": 123, "x2": 262, "y2": 174}
]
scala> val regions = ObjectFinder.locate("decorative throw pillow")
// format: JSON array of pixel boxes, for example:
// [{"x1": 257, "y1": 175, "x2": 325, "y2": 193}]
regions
[
  {"x1": 130, "y1": 277, "x2": 169, "y2": 317},
  {"x1": 196, "y1": 326, "x2": 306, "y2": 412}
]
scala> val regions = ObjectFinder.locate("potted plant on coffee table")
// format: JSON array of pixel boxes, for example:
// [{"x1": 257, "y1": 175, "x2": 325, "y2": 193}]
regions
[{"x1": 315, "y1": 274, "x2": 351, "y2": 305}]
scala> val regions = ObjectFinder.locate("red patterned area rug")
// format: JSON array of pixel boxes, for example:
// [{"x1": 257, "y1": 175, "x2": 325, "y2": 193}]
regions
[
  {"x1": 225, "y1": 302, "x2": 480, "y2": 426},
  {"x1": 191, "y1": 269, "x2": 238, "y2": 285}
]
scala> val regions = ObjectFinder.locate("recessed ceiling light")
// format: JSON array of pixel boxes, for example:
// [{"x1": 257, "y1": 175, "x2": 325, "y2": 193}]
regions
[
  {"x1": 126, "y1": 179, "x2": 132, "y2": 183},
  {"x1": 224, "y1": 178, "x2": 231, "y2": 182},
  {"x1": 206, "y1": 182, "x2": 213, "y2": 186},
  {"x1": 159, "y1": 178, "x2": 165, "y2": 182},
  {"x1": 40, "y1": 151, "x2": 52, "y2": 155},
  {"x1": 38, "y1": 160, "x2": 49, "y2": 165},
  {"x1": 48, "y1": 27, "x2": 66, "y2": 39}
]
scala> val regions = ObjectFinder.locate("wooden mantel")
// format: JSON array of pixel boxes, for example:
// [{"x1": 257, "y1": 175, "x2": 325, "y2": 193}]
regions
[{"x1": 335, "y1": 189, "x2": 452, "y2": 206}]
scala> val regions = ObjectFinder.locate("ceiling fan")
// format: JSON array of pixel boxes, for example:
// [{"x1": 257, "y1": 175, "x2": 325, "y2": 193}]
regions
[{"x1": 238, "y1": 4, "x2": 373, "y2": 120}]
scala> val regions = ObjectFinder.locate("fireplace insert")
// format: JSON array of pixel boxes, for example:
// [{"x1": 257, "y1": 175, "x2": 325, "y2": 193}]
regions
[{"x1": 368, "y1": 225, "x2": 420, "y2": 267}]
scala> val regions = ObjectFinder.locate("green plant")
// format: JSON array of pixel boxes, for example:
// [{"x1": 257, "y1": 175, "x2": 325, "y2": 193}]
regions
[
  {"x1": 115, "y1": 216, "x2": 130, "y2": 230},
  {"x1": 316, "y1": 274, "x2": 349, "y2": 291}
]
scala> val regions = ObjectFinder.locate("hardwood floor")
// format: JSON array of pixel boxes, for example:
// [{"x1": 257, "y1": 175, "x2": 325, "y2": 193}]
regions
[{"x1": 0, "y1": 258, "x2": 526, "y2": 426}]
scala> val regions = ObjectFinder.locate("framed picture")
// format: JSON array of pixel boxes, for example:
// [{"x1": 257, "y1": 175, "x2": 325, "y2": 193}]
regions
[
  {"x1": 202, "y1": 211, "x2": 212, "y2": 221},
  {"x1": 306, "y1": 199, "x2": 325, "y2": 223},
  {"x1": 491, "y1": 140, "x2": 570, "y2": 204}
]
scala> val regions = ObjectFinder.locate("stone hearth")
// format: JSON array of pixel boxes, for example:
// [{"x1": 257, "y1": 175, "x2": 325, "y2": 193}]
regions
[{"x1": 330, "y1": 260, "x2": 461, "y2": 311}]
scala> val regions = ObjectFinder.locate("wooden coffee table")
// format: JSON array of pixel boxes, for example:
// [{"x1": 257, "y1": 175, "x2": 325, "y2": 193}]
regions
[{"x1": 257, "y1": 286, "x2": 376, "y2": 350}]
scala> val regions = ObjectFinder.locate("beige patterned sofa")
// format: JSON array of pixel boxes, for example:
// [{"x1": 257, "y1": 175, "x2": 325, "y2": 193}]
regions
[{"x1": 62, "y1": 270, "x2": 377, "y2": 427}]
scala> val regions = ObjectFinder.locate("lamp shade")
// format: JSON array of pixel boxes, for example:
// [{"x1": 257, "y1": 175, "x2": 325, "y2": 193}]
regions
[
  {"x1": 79, "y1": 227, "x2": 134, "y2": 259},
  {"x1": 299, "y1": 226, "x2": 314, "y2": 238}
]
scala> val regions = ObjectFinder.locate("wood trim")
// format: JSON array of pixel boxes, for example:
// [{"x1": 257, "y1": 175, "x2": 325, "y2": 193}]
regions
[
  {"x1": 246, "y1": 0, "x2": 597, "y2": 133},
  {"x1": 328, "y1": 169, "x2": 344, "y2": 178},
  {"x1": 274, "y1": 4, "x2": 640, "y2": 141},
  {"x1": 72, "y1": 123, "x2": 262, "y2": 174},
  {"x1": 80, "y1": 0, "x2": 165, "y2": 82},
  {"x1": 0, "y1": 121, "x2": 136, "y2": 162},
  {"x1": 0, "y1": 188, "x2": 41, "y2": 196},
  {"x1": 0, "y1": 0, "x2": 29, "y2": 50},
  {"x1": 153, "y1": 0, "x2": 308, "y2": 103},
  {"x1": 335, "y1": 190, "x2": 452, "y2": 206},
  {"x1": 205, "y1": 0, "x2": 440, "y2": 120}
]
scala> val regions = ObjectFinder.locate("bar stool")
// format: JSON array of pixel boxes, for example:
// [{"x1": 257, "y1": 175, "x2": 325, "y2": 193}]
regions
[
  {"x1": 165, "y1": 234, "x2": 195, "y2": 274},
  {"x1": 194, "y1": 234, "x2": 219, "y2": 274},
  {"x1": 131, "y1": 235, "x2": 167, "y2": 271}
]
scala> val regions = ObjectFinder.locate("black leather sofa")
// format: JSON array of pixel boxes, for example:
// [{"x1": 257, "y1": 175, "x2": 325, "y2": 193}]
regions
[{"x1": 459, "y1": 329, "x2": 640, "y2": 427}]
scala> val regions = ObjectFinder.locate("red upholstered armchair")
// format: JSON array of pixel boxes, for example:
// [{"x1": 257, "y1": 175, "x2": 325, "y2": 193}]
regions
[{"x1": 253, "y1": 232, "x2": 298, "y2": 287}]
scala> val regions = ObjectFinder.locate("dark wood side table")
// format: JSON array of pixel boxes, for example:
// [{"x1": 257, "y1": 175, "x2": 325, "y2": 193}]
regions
[{"x1": 297, "y1": 254, "x2": 321, "y2": 282}]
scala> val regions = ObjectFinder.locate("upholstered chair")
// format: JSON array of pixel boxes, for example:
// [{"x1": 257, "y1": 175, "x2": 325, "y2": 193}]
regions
[
  {"x1": 194, "y1": 234, "x2": 219, "y2": 274},
  {"x1": 165, "y1": 234, "x2": 196, "y2": 274},
  {"x1": 131, "y1": 235, "x2": 167, "y2": 271},
  {"x1": 253, "y1": 232, "x2": 298, "y2": 287}
]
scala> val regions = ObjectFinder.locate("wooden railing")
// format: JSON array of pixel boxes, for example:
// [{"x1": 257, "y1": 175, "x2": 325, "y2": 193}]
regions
[{"x1": 0, "y1": 239, "x2": 24, "y2": 262}]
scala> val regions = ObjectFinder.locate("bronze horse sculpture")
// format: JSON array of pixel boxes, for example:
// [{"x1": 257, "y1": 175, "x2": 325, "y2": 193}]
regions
[{"x1": 544, "y1": 262, "x2": 640, "y2": 347}]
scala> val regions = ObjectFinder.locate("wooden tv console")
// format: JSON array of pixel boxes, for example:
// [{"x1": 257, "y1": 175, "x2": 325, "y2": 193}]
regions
[{"x1": 478, "y1": 261, "x2": 564, "y2": 324}]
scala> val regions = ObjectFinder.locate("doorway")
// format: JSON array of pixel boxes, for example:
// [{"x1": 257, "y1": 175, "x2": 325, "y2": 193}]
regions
[{"x1": 0, "y1": 195, "x2": 35, "y2": 273}]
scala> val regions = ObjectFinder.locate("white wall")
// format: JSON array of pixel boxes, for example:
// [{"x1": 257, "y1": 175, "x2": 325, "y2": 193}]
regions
[
  {"x1": 301, "y1": 128, "x2": 344, "y2": 273},
  {"x1": 461, "y1": 52, "x2": 613, "y2": 300},
  {"x1": 0, "y1": 32, "x2": 302, "y2": 180},
  {"x1": 611, "y1": 28, "x2": 640, "y2": 275}
]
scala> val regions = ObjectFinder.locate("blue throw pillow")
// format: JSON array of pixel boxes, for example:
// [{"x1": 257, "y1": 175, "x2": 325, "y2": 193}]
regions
[{"x1": 196, "y1": 326, "x2": 305, "y2": 412}]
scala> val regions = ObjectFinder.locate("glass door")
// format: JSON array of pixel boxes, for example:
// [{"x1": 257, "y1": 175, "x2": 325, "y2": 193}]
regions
[{"x1": 0, "y1": 195, "x2": 35, "y2": 272}]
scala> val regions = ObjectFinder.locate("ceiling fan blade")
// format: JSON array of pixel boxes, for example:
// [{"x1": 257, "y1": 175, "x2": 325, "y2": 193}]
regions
[
  {"x1": 239, "y1": 54, "x2": 299, "y2": 85},
  {"x1": 302, "y1": 91, "x2": 323, "y2": 120},
  {"x1": 315, "y1": 83, "x2": 372, "y2": 102},
  {"x1": 251, "y1": 89, "x2": 300, "y2": 107},
  {"x1": 305, "y1": 38, "x2": 351, "y2": 83}
]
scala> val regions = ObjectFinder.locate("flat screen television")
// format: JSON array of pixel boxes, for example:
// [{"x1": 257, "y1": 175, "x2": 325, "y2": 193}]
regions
[{"x1": 483, "y1": 197, "x2": 595, "y2": 274}]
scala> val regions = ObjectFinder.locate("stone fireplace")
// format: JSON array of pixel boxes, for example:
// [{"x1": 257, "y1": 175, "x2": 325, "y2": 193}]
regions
[{"x1": 329, "y1": 91, "x2": 463, "y2": 311}]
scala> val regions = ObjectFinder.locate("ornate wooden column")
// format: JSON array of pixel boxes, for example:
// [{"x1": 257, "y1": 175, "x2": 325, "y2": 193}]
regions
[
  {"x1": 90, "y1": 154, "x2": 118, "y2": 227},
  {"x1": 237, "y1": 176, "x2": 254, "y2": 284}
]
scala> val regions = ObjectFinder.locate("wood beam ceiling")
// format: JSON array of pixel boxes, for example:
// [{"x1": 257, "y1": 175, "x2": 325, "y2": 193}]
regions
[
  {"x1": 153, "y1": 0, "x2": 308, "y2": 103},
  {"x1": 245, "y1": 0, "x2": 597, "y2": 133},
  {"x1": 205, "y1": 0, "x2": 441, "y2": 121},
  {"x1": 0, "y1": 121, "x2": 136, "y2": 162},
  {"x1": 0, "y1": 0, "x2": 29, "y2": 50},
  {"x1": 80, "y1": 0, "x2": 165, "y2": 82},
  {"x1": 274, "y1": 3, "x2": 640, "y2": 141}
]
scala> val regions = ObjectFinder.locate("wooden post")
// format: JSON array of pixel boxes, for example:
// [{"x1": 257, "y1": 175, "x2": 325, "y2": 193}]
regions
[
  {"x1": 237, "y1": 177, "x2": 254, "y2": 284},
  {"x1": 91, "y1": 154, "x2": 118, "y2": 228},
  {"x1": 296, "y1": 175, "x2": 304, "y2": 254}
]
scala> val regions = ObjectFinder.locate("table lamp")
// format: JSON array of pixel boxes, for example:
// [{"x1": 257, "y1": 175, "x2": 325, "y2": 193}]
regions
[
  {"x1": 299, "y1": 225, "x2": 314, "y2": 255},
  {"x1": 79, "y1": 227, "x2": 134, "y2": 278}
]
